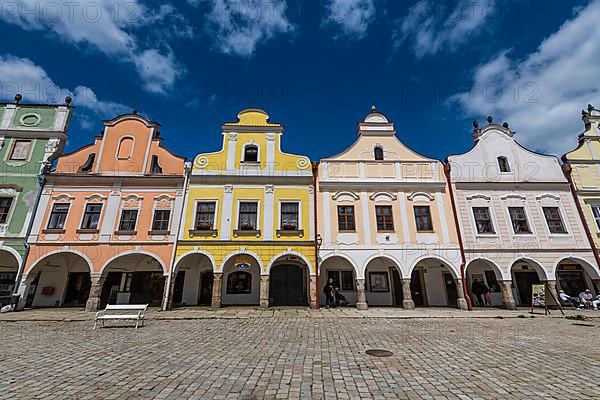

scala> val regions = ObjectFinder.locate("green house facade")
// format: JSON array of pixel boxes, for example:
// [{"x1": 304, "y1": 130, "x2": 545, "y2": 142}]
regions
[{"x1": 0, "y1": 97, "x2": 73, "y2": 305}]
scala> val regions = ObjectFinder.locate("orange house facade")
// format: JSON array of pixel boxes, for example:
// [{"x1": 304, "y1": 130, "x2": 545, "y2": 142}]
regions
[{"x1": 16, "y1": 113, "x2": 187, "y2": 311}]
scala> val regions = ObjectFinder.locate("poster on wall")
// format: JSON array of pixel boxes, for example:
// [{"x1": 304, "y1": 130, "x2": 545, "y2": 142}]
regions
[{"x1": 531, "y1": 284, "x2": 546, "y2": 307}]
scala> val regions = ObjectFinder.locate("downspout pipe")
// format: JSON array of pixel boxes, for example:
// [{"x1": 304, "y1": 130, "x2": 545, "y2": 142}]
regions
[
  {"x1": 562, "y1": 163, "x2": 600, "y2": 270},
  {"x1": 163, "y1": 161, "x2": 192, "y2": 311},
  {"x1": 312, "y1": 161, "x2": 320, "y2": 309},
  {"x1": 444, "y1": 162, "x2": 472, "y2": 311}
]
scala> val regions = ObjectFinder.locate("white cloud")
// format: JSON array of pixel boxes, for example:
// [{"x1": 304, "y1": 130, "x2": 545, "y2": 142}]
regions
[
  {"x1": 451, "y1": 1, "x2": 600, "y2": 155},
  {"x1": 133, "y1": 50, "x2": 184, "y2": 95},
  {"x1": 324, "y1": 0, "x2": 375, "y2": 39},
  {"x1": 0, "y1": 55, "x2": 129, "y2": 116},
  {"x1": 0, "y1": 0, "x2": 185, "y2": 93},
  {"x1": 205, "y1": 0, "x2": 294, "y2": 57},
  {"x1": 395, "y1": 0, "x2": 495, "y2": 58}
]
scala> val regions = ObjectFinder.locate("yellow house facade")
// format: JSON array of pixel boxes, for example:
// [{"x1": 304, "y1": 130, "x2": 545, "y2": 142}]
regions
[
  {"x1": 563, "y1": 105, "x2": 600, "y2": 287},
  {"x1": 173, "y1": 109, "x2": 317, "y2": 309}
]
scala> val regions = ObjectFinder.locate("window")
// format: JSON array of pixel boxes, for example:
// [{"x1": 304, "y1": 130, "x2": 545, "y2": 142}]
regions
[
  {"x1": 592, "y1": 206, "x2": 600, "y2": 230},
  {"x1": 78, "y1": 153, "x2": 95, "y2": 173},
  {"x1": 375, "y1": 205, "x2": 394, "y2": 231},
  {"x1": 117, "y1": 137, "x2": 134, "y2": 159},
  {"x1": 81, "y1": 203, "x2": 102, "y2": 230},
  {"x1": 414, "y1": 206, "x2": 433, "y2": 231},
  {"x1": 337, "y1": 206, "x2": 356, "y2": 231},
  {"x1": 374, "y1": 146, "x2": 384, "y2": 161},
  {"x1": 472, "y1": 207, "x2": 495, "y2": 234},
  {"x1": 543, "y1": 207, "x2": 567, "y2": 234},
  {"x1": 150, "y1": 155, "x2": 162, "y2": 174},
  {"x1": 0, "y1": 197, "x2": 13, "y2": 224},
  {"x1": 47, "y1": 203, "x2": 69, "y2": 230},
  {"x1": 238, "y1": 202, "x2": 258, "y2": 230},
  {"x1": 243, "y1": 145, "x2": 258, "y2": 162},
  {"x1": 152, "y1": 209, "x2": 171, "y2": 231},
  {"x1": 327, "y1": 270, "x2": 354, "y2": 291},
  {"x1": 195, "y1": 202, "x2": 216, "y2": 230},
  {"x1": 9, "y1": 140, "x2": 32, "y2": 161},
  {"x1": 227, "y1": 271, "x2": 252, "y2": 294},
  {"x1": 118, "y1": 209, "x2": 138, "y2": 231},
  {"x1": 508, "y1": 207, "x2": 531, "y2": 233},
  {"x1": 280, "y1": 202, "x2": 299, "y2": 230},
  {"x1": 498, "y1": 156, "x2": 510, "y2": 173}
]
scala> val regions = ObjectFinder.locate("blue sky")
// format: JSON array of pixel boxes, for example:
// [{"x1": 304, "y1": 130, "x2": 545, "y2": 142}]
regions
[{"x1": 1, "y1": 0, "x2": 598, "y2": 161}]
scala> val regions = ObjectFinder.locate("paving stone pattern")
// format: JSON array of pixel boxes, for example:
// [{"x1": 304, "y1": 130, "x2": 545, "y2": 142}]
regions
[{"x1": 0, "y1": 316, "x2": 598, "y2": 399}]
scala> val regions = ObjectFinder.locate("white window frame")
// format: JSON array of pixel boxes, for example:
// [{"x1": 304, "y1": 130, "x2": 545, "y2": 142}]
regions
[
  {"x1": 79, "y1": 202, "x2": 104, "y2": 230},
  {"x1": 45, "y1": 201, "x2": 71, "y2": 230},
  {"x1": 241, "y1": 143, "x2": 260, "y2": 163},
  {"x1": 471, "y1": 206, "x2": 496, "y2": 235},
  {"x1": 150, "y1": 196, "x2": 174, "y2": 232},
  {"x1": 193, "y1": 199, "x2": 219, "y2": 230},
  {"x1": 591, "y1": 204, "x2": 600, "y2": 231},
  {"x1": 278, "y1": 200, "x2": 302, "y2": 230},
  {"x1": 235, "y1": 200, "x2": 261, "y2": 231}
]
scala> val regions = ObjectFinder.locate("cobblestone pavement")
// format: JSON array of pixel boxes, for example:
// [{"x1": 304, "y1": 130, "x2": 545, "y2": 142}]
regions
[{"x1": 1, "y1": 314, "x2": 599, "y2": 399}]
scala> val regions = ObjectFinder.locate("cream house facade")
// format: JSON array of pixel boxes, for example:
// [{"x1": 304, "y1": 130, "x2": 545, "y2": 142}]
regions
[
  {"x1": 448, "y1": 118, "x2": 599, "y2": 309},
  {"x1": 317, "y1": 108, "x2": 466, "y2": 310}
]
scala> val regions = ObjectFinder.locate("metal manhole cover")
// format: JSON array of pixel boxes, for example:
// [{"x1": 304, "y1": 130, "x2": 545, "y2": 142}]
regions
[{"x1": 366, "y1": 349, "x2": 393, "y2": 357}]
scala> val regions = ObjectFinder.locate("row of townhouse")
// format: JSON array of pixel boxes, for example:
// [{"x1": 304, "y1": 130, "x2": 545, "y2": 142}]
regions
[{"x1": 1, "y1": 97, "x2": 599, "y2": 311}]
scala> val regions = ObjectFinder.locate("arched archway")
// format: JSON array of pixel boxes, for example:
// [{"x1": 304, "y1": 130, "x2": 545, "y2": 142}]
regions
[
  {"x1": 555, "y1": 257, "x2": 600, "y2": 297},
  {"x1": 221, "y1": 253, "x2": 261, "y2": 306},
  {"x1": 268, "y1": 253, "x2": 311, "y2": 307},
  {"x1": 100, "y1": 252, "x2": 166, "y2": 307},
  {"x1": 319, "y1": 255, "x2": 358, "y2": 307},
  {"x1": 25, "y1": 251, "x2": 92, "y2": 308},
  {"x1": 510, "y1": 258, "x2": 547, "y2": 306},
  {"x1": 465, "y1": 258, "x2": 504, "y2": 307},
  {"x1": 364, "y1": 256, "x2": 404, "y2": 307},
  {"x1": 409, "y1": 257, "x2": 465, "y2": 309},
  {"x1": 173, "y1": 252, "x2": 215, "y2": 306},
  {"x1": 0, "y1": 248, "x2": 20, "y2": 306}
]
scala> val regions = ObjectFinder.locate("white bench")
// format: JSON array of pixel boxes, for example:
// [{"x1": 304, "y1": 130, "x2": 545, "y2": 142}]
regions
[{"x1": 94, "y1": 304, "x2": 148, "y2": 329}]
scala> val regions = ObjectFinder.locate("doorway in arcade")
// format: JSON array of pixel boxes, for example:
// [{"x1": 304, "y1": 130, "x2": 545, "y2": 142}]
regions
[
  {"x1": 100, "y1": 254, "x2": 166, "y2": 307},
  {"x1": 269, "y1": 255, "x2": 310, "y2": 307}
]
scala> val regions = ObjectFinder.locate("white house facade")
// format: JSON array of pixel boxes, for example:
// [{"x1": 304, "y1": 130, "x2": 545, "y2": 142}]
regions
[
  {"x1": 317, "y1": 108, "x2": 466, "y2": 310},
  {"x1": 447, "y1": 118, "x2": 599, "y2": 309}
]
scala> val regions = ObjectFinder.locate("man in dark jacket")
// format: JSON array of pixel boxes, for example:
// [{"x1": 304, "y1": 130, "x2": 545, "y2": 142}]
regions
[
  {"x1": 472, "y1": 279, "x2": 483, "y2": 306},
  {"x1": 323, "y1": 278, "x2": 336, "y2": 308}
]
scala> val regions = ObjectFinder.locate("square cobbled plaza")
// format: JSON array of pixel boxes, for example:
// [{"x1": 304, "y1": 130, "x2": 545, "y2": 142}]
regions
[{"x1": 1, "y1": 308, "x2": 599, "y2": 400}]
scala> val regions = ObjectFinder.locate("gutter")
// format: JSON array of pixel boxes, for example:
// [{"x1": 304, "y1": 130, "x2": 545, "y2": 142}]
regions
[
  {"x1": 312, "y1": 161, "x2": 320, "y2": 309},
  {"x1": 162, "y1": 162, "x2": 192, "y2": 311},
  {"x1": 444, "y1": 163, "x2": 472, "y2": 311},
  {"x1": 562, "y1": 163, "x2": 600, "y2": 270}
]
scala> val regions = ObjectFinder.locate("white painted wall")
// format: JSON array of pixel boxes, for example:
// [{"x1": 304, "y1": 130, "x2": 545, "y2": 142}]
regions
[
  {"x1": 221, "y1": 263, "x2": 260, "y2": 305},
  {"x1": 32, "y1": 268, "x2": 68, "y2": 307}
]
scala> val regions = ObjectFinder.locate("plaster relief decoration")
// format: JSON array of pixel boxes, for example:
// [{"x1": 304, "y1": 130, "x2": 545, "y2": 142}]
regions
[
  {"x1": 407, "y1": 192, "x2": 434, "y2": 202},
  {"x1": 194, "y1": 156, "x2": 209, "y2": 169},
  {"x1": 19, "y1": 113, "x2": 41, "y2": 127},
  {"x1": 369, "y1": 192, "x2": 397, "y2": 202},
  {"x1": 336, "y1": 232, "x2": 359, "y2": 245},
  {"x1": 296, "y1": 157, "x2": 310, "y2": 170},
  {"x1": 332, "y1": 191, "x2": 359, "y2": 202},
  {"x1": 416, "y1": 233, "x2": 439, "y2": 245},
  {"x1": 85, "y1": 193, "x2": 107, "y2": 203},
  {"x1": 376, "y1": 233, "x2": 399, "y2": 245},
  {"x1": 154, "y1": 194, "x2": 173, "y2": 209},
  {"x1": 122, "y1": 194, "x2": 142, "y2": 208}
]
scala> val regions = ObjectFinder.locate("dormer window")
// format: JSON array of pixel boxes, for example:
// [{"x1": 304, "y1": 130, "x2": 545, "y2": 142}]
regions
[
  {"x1": 117, "y1": 137, "x2": 134, "y2": 160},
  {"x1": 78, "y1": 153, "x2": 95, "y2": 173},
  {"x1": 374, "y1": 146, "x2": 384, "y2": 161},
  {"x1": 498, "y1": 156, "x2": 510, "y2": 173},
  {"x1": 243, "y1": 145, "x2": 258, "y2": 162},
  {"x1": 150, "y1": 155, "x2": 163, "y2": 174}
]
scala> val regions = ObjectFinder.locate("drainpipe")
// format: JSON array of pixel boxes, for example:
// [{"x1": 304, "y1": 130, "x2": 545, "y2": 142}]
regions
[
  {"x1": 163, "y1": 161, "x2": 192, "y2": 311},
  {"x1": 562, "y1": 163, "x2": 600, "y2": 269},
  {"x1": 444, "y1": 163, "x2": 472, "y2": 310},
  {"x1": 312, "y1": 161, "x2": 320, "y2": 309},
  {"x1": 11, "y1": 173, "x2": 46, "y2": 307}
]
